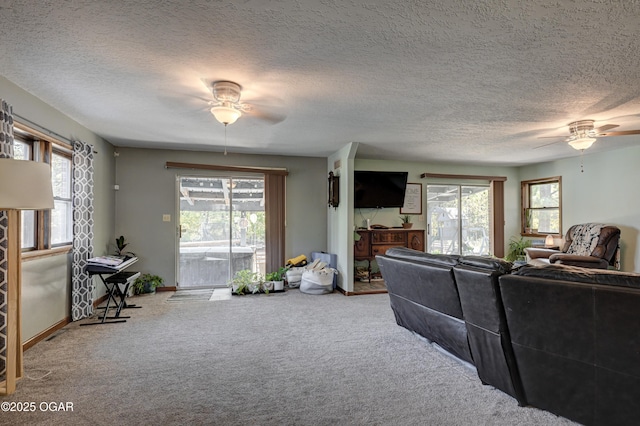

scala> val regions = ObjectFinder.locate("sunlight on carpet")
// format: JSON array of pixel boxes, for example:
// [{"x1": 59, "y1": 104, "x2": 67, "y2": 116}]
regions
[{"x1": 167, "y1": 289, "x2": 214, "y2": 302}]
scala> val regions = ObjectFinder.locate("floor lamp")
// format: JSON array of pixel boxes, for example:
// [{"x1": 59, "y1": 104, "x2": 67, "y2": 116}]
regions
[{"x1": 0, "y1": 158, "x2": 54, "y2": 395}]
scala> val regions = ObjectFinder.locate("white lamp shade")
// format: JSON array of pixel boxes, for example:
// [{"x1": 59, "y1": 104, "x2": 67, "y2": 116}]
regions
[
  {"x1": 545, "y1": 234, "x2": 555, "y2": 247},
  {"x1": 568, "y1": 137, "x2": 596, "y2": 151},
  {"x1": 0, "y1": 158, "x2": 55, "y2": 210},
  {"x1": 211, "y1": 105, "x2": 241, "y2": 125}
]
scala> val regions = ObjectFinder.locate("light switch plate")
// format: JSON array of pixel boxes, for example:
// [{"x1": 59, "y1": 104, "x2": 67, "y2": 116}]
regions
[{"x1": 162, "y1": 214, "x2": 171, "y2": 222}]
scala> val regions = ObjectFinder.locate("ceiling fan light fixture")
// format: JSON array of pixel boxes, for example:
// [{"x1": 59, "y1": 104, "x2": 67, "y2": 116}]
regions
[
  {"x1": 568, "y1": 136, "x2": 597, "y2": 150},
  {"x1": 212, "y1": 81, "x2": 242, "y2": 103},
  {"x1": 211, "y1": 104, "x2": 241, "y2": 125},
  {"x1": 565, "y1": 120, "x2": 598, "y2": 150}
]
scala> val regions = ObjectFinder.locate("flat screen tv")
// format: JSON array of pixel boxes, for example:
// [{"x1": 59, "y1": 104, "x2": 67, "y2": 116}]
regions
[{"x1": 354, "y1": 171, "x2": 409, "y2": 209}]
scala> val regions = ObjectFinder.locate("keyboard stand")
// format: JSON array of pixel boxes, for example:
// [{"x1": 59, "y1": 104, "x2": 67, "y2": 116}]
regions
[{"x1": 81, "y1": 256, "x2": 140, "y2": 326}]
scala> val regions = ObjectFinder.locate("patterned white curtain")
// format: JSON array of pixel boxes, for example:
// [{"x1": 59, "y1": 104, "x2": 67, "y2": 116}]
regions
[
  {"x1": 71, "y1": 141, "x2": 95, "y2": 321},
  {"x1": 0, "y1": 99, "x2": 15, "y2": 378}
]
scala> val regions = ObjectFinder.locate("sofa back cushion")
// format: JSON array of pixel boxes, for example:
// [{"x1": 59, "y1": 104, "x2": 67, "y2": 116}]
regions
[
  {"x1": 377, "y1": 248, "x2": 463, "y2": 319},
  {"x1": 458, "y1": 255, "x2": 512, "y2": 275},
  {"x1": 384, "y1": 246, "x2": 459, "y2": 267},
  {"x1": 513, "y1": 264, "x2": 640, "y2": 289},
  {"x1": 454, "y1": 263, "x2": 510, "y2": 333}
]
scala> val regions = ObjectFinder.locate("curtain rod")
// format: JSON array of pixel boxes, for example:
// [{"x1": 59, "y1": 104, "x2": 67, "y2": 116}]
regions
[
  {"x1": 165, "y1": 161, "x2": 289, "y2": 176},
  {"x1": 421, "y1": 172, "x2": 507, "y2": 182},
  {"x1": 13, "y1": 113, "x2": 98, "y2": 154}
]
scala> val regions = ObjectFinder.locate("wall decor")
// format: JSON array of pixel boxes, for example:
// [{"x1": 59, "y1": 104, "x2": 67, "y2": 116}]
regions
[
  {"x1": 400, "y1": 183, "x2": 422, "y2": 215},
  {"x1": 328, "y1": 171, "x2": 339, "y2": 208}
]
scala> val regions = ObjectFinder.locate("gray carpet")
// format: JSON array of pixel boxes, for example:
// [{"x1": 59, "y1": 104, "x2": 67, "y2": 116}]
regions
[
  {"x1": 2, "y1": 291, "x2": 576, "y2": 425},
  {"x1": 167, "y1": 288, "x2": 214, "y2": 302}
]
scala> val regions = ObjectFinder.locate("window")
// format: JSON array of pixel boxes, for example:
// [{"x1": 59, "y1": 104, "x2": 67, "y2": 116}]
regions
[
  {"x1": 166, "y1": 161, "x2": 288, "y2": 273},
  {"x1": 13, "y1": 123, "x2": 74, "y2": 253},
  {"x1": 13, "y1": 137, "x2": 37, "y2": 249},
  {"x1": 421, "y1": 173, "x2": 506, "y2": 258},
  {"x1": 51, "y1": 151, "x2": 73, "y2": 246},
  {"x1": 521, "y1": 176, "x2": 562, "y2": 236},
  {"x1": 178, "y1": 176, "x2": 266, "y2": 286},
  {"x1": 426, "y1": 184, "x2": 490, "y2": 256}
]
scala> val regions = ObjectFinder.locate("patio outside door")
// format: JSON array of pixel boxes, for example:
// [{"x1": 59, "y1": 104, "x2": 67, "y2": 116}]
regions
[
  {"x1": 178, "y1": 176, "x2": 265, "y2": 288},
  {"x1": 426, "y1": 184, "x2": 490, "y2": 256}
]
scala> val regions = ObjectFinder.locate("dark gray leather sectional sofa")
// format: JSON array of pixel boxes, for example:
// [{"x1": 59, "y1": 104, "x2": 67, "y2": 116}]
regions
[{"x1": 377, "y1": 247, "x2": 640, "y2": 426}]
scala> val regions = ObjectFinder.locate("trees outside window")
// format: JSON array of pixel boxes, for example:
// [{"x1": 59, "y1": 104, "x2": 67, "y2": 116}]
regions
[{"x1": 521, "y1": 176, "x2": 561, "y2": 236}]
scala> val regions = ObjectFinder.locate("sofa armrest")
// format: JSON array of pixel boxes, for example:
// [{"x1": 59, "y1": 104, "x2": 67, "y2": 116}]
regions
[
  {"x1": 548, "y1": 253, "x2": 609, "y2": 269},
  {"x1": 524, "y1": 247, "x2": 560, "y2": 260}
]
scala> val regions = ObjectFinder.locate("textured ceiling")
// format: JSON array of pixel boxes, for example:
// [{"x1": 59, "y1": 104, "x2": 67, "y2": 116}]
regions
[{"x1": 2, "y1": 1, "x2": 640, "y2": 165}]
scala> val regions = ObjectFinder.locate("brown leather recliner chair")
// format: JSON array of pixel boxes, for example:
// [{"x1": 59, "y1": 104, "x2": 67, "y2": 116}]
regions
[{"x1": 525, "y1": 224, "x2": 621, "y2": 269}]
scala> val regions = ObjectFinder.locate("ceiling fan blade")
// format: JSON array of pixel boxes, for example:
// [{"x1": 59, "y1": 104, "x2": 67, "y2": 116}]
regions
[
  {"x1": 533, "y1": 140, "x2": 564, "y2": 150},
  {"x1": 599, "y1": 129, "x2": 640, "y2": 137},
  {"x1": 248, "y1": 108, "x2": 287, "y2": 124},
  {"x1": 241, "y1": 97, "x2": 287, "y2": 124},
  {"x1": 157, "y1": 92, "x2": 212, "y2": 116},
  {"x1": 596, "y1": 124, "x2": 619, "y2": 133}
]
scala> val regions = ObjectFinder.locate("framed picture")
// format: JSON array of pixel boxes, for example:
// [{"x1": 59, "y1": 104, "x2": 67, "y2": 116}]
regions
[{"x1": 400, "y1": 183, "x2": 422, "y2": 215}]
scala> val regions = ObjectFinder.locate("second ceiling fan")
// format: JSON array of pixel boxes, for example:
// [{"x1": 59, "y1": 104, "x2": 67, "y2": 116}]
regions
[{"x1": 537, "y1": 119, "x2": 640, "y2": 151}]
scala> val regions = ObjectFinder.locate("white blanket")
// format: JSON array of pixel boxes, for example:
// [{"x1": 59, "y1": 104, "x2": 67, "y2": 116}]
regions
[{"x1": 565, "y1": 223, "x2": 605, "y2": 257}]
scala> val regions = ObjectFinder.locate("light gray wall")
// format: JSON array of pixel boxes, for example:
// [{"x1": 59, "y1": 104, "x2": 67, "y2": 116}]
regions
[
  {"x1": 114, "y1": 148, "x2": 327, "y2": 285},
  {"x1": 353, "y1": 158, "x2": 520, "y2": 255},
  {"x1": 0, "y1": 76, "x2": 116, "y2": 341},
  {"x1": 347, "y1": 148, "x2": 640, "y2": 272},
  {"x1": 354, "y1": 147, "x2": 640, "y2": 272},
  {"x1": 519, "y1": 145, "x2": 640, "y2": 272}
]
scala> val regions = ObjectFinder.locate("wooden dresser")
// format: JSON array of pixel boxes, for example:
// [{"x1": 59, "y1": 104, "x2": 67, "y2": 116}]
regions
[{"x1": 354, "y1": 229, "x2": 425, "y2": 280}]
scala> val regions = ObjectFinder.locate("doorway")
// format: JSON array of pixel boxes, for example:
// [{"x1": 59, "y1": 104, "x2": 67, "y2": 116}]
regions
[
  {"x1": 426, "y1": 184, "x2": 490, "y2": 255},
  {"x1": 177, "y1": 175, "x2": 265, "y2": 288}
]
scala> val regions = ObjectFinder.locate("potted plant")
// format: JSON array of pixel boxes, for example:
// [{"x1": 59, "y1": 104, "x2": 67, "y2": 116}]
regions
[
  {"x1": 524, "y1": 209, "x2": 537, "y2": 234},
  {"x1": 400, "y1": 215, "x2": 413, "y2": 229},
  {"x1": 229, "y1": 269, "x2": 262, "y2": 295},
  {"x1": 133, "y1": 273, "x2": 164, "y2": 295},
  {"x1": 505, "y1": 236, "x2": 532, "y2": 263},
  {"x1": 114, "y1": 235, "x2": 135, "y2": 257},
  {"x1": 250, "y1": 272, "x2": 264, "y2": 294},
  {"x1": 265, "y1": 266, "x2": 288, "y2": 292}
]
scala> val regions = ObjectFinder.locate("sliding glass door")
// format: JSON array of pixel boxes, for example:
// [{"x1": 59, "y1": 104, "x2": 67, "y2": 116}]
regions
[
  {"x1": 178, "y1": 176, "x2": 265, "y2": 288},
  {"x1": 426, "y1": 185, "x2": 490, "y2": 256}
]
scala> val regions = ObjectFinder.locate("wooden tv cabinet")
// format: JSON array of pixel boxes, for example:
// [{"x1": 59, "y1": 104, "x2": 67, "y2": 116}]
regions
[{"x1": 354, "y1": 228, "x2": 425, "y2": 281}]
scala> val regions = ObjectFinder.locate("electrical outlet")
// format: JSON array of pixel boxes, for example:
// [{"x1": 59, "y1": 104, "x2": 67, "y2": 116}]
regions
[{"x1": 162, "y1": 214, "x2": 171, "y2": 222}]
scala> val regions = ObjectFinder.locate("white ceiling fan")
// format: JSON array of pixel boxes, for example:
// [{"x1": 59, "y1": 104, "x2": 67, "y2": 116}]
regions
[
  {"x1": 208, "y1": 80, "x2": 286, "y2": 126},
  {"x1": 209, "y1": 81, "x2": 246, "y2": 125},
  {"x1": 536, "y1": 119, "x2": 640, "y2": 151}
]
